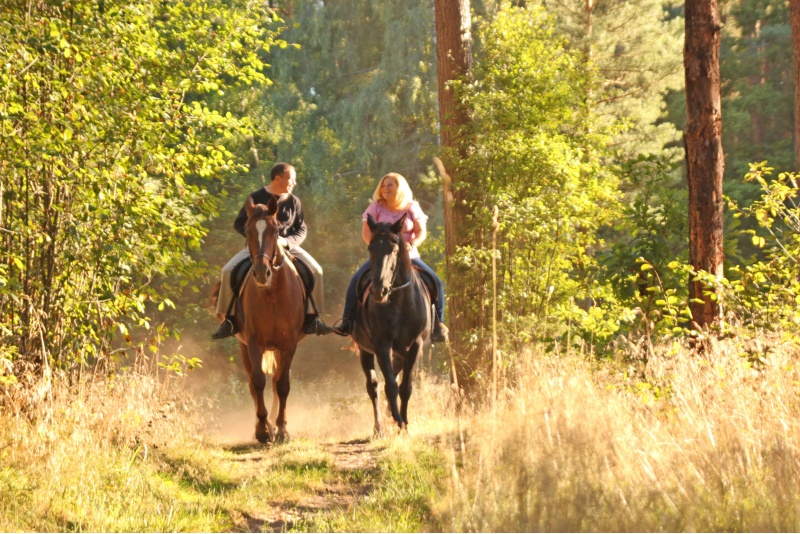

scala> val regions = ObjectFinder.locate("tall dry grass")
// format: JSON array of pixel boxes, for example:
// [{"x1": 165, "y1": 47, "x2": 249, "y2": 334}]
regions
[
  {"x1": 438, "y1": 337, "x2": 800, "y2": 531},
  {"x1": 0, "y1": 359, "x2": 215, "y2": 531}
]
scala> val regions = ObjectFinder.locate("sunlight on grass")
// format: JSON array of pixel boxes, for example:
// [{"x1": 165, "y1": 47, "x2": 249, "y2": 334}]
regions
[
  {"x1": 437, "y1": 338, "x2": 800, "y2": 531},
  {"x1": 3, "y1": 335, "x2": 800, "y2": 532}
]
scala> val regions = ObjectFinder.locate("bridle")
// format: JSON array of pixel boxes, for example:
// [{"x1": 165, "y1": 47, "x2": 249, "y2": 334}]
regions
[
  {"x1": 251, "y1": 217, "x2": 286, "y2": 273},
  {"x1": 254, "y1": 245, "x2": 285, "y2": 272},
  {"x1": 373, "y1": 235, "x2": 413, "y2": 296}
]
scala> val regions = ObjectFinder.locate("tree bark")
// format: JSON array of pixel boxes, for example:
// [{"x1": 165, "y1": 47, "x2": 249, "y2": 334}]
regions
[
  {"x1": 791, "y1": 0, "x2": 800, "y2": 169},
  {"x1": 684, "y1": 0, "x2": 724, "y2": 329},
  {"x1": 433, "y1": 0, "x2": 474, "y2": 386}
]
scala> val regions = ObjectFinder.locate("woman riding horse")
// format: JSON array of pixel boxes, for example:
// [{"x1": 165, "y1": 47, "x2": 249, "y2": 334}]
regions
[{"x1": 332, "y1": 172, "x2": 448, "y2": 343}]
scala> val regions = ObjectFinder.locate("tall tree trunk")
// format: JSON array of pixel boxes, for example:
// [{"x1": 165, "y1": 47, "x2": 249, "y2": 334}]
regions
[
  {"x1": 749, "y1": 20, "x2": 765, "y2": 155},
  {"x1": 433, "y1": 0, "x2": 474, "y2": 388},
  {"x1": 684, "y1": 0, "x2": 724, "y2": 329},
  {"x1": 792, "y1": 0, "x2": 800, "y2": 169}
]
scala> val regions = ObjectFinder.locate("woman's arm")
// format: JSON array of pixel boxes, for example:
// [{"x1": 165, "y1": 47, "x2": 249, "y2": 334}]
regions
[
  {"x1": 362, "y1": 220, "x2": 372, "y2": 246},
  {"x1": 412, "y1": 219, "x2": 427, "y2": 248}
]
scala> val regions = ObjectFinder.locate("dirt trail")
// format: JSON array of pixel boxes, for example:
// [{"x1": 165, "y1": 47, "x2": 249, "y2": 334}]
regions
[{"x1": 229, "y1": 438, "x2": 384, "y2": 532}]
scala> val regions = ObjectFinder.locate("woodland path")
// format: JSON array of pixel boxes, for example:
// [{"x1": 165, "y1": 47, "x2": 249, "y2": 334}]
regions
[{"x1": 222, "y1": 438, "x2": 387, "y2": 532}]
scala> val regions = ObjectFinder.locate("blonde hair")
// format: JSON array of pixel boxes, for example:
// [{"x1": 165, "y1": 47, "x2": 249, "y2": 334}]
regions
[{"x1": 372, "y1": 172, "x2": 414, "y2": 210}]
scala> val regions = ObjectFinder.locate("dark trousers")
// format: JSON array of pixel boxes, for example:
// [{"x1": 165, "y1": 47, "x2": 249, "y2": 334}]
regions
[{"x1": 342, "y1": 258, "x2": 445, "y2": 323}]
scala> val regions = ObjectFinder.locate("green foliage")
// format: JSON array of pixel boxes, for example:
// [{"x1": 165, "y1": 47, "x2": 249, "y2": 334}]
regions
[
  {"x1": 0, "y1": 0, "x2": 285, "y2": 370},
  {"x1": 545, "y1": 0, "x2": 685, "y2": 159},
  {"x1": 602, "y1": 162, "x2": 800, "y2": 354},
  {"x1": 722, "y1": 163, "x2": 800, "y2": 341},
  {"x1": 590, "y1": 154, "x2": 694, "y2": 350},
  {"x1": 454, "y1": 3, "x2": 622, "y2": 360},
  {"x1": 256, "y1": 0, "x2": 443, "y2": 299},
  {"x1": 602, "y1": 155, "x2": 688, "y2": 299},
  {"x1": 721, "y1": 0, "x2": 793, "y2": 183}
]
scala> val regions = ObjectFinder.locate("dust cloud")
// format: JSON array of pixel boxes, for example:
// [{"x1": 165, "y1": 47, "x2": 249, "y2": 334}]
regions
[{"x1": 177, "y1": 325, "x2": 400, "y2": 444}]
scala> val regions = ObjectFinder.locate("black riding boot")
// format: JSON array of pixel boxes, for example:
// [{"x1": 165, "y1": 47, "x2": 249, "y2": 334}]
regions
[
  {"x1": 212, "y1": 315, "x2": 238, "y2": 339},
  {"x1": 303, "y1": 314, "x2": 333, "y2": 335},
  {"x1": 332, "y1": 317, "x2": 352, "y2": 337}
]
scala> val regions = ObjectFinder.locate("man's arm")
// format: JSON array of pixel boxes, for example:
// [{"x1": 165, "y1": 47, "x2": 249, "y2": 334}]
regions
[
  {"x1": 282, "y1": 197, "x2": 307, "y2": 248},
  {"x1": 233, "y1": 203, "x2": 248, "y2": 237}
]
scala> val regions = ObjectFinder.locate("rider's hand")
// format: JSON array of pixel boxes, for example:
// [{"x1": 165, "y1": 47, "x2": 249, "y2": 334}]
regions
[{"x1": 278, "y1": 237, "x2": 289, "y2": 248}]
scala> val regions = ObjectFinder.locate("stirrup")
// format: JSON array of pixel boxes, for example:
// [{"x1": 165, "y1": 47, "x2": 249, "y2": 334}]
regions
[
  {"x1": 303, "y1": 316, "x2": 333, "y2": 336},
  {"x1": 332, "y1": 318, "x2": 352, "y2": 337},
  {"x1": 212, "y1": 318, "x2": 236, "y2": 340}
]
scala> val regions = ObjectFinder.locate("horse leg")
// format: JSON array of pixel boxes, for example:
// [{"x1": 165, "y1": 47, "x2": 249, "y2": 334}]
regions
[
  {"x1": 399, "y1": 342, "x2": 422, "y2": 428},
  {"x1": 247, "y1": 344, "x2": 273, "y2": 444},
  {"x1": 359, "y1": 349, "x2": 382, "y2": 437},
  {"x1": 239, "y1": 342, "x2": 268, "y2": 442},
  {"x1": 375, "y1": 347, "x2": 403, "y2": 429},
  {"x1": 273, "y1": 346, "x2": 296, "y2": 443},
  {"x1": 269, "y1": 380, "x2": 279, "y2": 430}
]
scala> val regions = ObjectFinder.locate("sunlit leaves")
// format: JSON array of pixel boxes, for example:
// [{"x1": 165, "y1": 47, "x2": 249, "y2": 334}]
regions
[
  {"x1": 455, "y1": 3, "x2": 622, "y2": 355},
  {"x1": 0, "y1": 0, "x2": 285, "y2": 369}
]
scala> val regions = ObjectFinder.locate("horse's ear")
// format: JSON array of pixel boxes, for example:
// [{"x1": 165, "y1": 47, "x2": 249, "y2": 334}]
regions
[
  {"x1": 390, "y1": 213, "x2": 407, "y2": 235},
  {"x1": 266, "y1": 195, "x2": 278, "y2": 216},
  {"x1": 245, "y1": 196, "x2": 255, "y2": 217},
  {"x1": 367, "y1": 214, "x2": 377, "y2": 232}
]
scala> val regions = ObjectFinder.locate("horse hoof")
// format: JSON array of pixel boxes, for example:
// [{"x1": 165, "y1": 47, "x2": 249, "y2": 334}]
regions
[
  {"x1": 275, "y1": 430, "x2": 291, "y2": 443},
  {"x1": 372, "y1": 427, "x2": 384, "y2": 439},
  {"x1": 255, "y1": 428, "x2": 272, "y2": 444}
]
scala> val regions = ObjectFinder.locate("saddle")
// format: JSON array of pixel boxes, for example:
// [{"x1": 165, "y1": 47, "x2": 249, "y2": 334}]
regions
[
  {"x1": 230, "y1": 255, "x2": 315, "y2": 297},
  {"x1": 228, "y1": 254, "x2": 316, "y2": 318},
  {"x1": 356, "y1": 266, "x2": 438, "y2": 306}
]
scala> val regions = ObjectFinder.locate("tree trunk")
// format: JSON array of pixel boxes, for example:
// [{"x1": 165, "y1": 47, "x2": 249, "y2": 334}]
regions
[
  {"x1": 791, "y1": 0, "x2": 800, "y2": 169},
  {"x1": 748, "y1": 20, "x2": 765, "y2": 156},
  {"x1": 433, "y1": 0, "x2": 474, "y2": 388},
  {"x1": 684, "y1": 0, "x2": 724, "y2": 329}
]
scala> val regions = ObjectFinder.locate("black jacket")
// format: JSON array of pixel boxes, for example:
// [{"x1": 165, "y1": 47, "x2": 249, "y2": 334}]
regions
[{"x1": 233, "y1": 187, "x2": 307, "y2": 249}]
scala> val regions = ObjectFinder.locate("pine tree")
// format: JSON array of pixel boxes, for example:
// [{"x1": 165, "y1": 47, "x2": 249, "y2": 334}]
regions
[
  {"x1": 793, "y1": 0, "x2": 800, "y2": 169},
  {"x1": 684, "y1": 0, "x2": 725, "y2": 328},
  {"x1": 434, "y1": 0, "x2": 474, "y2": 380},
  {"x1": 543, "y1": 0, "x2": 685, "y2": 158}
]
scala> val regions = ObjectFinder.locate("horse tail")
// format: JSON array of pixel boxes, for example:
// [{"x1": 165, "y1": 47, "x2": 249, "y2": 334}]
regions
[{"x1": 261, "y1": 350, "x2": 277, "y2": 375}]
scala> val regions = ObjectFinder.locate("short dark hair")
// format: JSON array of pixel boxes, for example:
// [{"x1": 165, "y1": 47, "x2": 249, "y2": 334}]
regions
[{"x1": 270, "y1": 162, "x2": 294, "y2": 181}]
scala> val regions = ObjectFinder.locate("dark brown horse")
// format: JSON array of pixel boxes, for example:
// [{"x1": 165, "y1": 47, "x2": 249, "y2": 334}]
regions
[
  {"x1": 351, "y1": 214, "x2": 432, "y2": 435},
  {"x1": 220, "y1": 195, "x2": 306, "y2": 443}
]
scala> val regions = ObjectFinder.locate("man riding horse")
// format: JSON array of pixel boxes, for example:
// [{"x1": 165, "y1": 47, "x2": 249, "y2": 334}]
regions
[{"x1": 212, "y1": 162, "x2": 333, "y2": 339}]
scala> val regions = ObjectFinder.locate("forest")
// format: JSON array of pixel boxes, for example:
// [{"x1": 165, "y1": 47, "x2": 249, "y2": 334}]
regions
[{"x1": 2, "y1": 0, "x2": 800, "y2": 531}]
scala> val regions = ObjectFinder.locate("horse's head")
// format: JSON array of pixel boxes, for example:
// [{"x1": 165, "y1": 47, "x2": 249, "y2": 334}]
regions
[
  {"x1": 367, "y1": 213, "x2": 410, "y2": 303},
  {"x1": 244, "y1": 195, "x2": 285, "y2": 288}
]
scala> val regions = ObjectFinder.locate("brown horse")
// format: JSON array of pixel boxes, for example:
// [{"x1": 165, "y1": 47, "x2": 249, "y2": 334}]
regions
[{"x1": 221, "y1": 195, "x2": 306, "y2": 443}]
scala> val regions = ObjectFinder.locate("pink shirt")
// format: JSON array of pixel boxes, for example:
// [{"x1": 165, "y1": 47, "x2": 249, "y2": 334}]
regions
[{"x1": 363, "y1": 201, "x2": 428, "y2": 259}]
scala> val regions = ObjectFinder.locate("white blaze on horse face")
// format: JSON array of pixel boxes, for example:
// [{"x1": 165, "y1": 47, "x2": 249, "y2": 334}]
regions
[
  {"x1": 256, "y1": 220, "x2": 267, "y2": 249},
  {"x1": 375, "y1": 243, "x2": 397, "y2": 290}
]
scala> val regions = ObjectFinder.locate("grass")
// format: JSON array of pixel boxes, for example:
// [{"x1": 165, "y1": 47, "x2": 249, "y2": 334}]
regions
[
  {"x1": 297, "y1": 438, "x2": 448, "y2": 532},
  {"x1": 3, "y1": 333, "x2": 800, "y2": 531},
  {"x1": 0, "y1": 359, "x2": 449, "y2": 532},
  {"x1": 438, "y1": 337, "x2": 800, "y2": 531}
]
